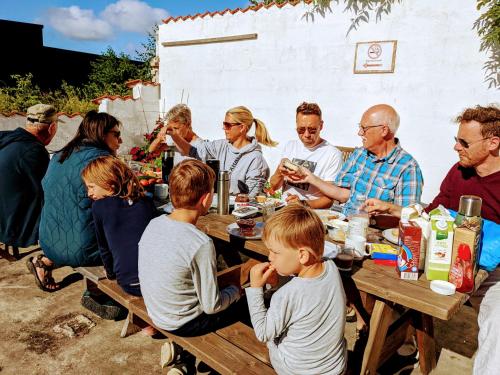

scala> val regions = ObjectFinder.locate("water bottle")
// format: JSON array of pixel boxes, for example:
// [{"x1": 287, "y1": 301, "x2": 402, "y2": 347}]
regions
[
  {"x1": 162, "y1": 146, "x2": 175, "y2": 183},
  {"x1": 217, "y1": 171, "x2": 230, "y2": 215}
]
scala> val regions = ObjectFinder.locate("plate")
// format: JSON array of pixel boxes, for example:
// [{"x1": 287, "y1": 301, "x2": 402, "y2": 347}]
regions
[
  {"x1": 315, "y1": 209, "x2": 346, "y2": 225},
  {"x1": 226, "y1": 222, "x2": 264, "y2": 240},
  {"x1": 382, "y1": 228, "x2": 399, "y2": 245},
  {"x1": 211, "y1": 194, "x2": 236, "y2": 208},
  {"x1": 325, "y1": 214, "x2": 347, "y2": 228},
  {"x1": 257, "y1": 198, "x2": 286, "y2": 211}
]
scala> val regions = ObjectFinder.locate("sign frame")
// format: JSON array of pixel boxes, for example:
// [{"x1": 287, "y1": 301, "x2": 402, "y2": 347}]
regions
[{"x1": 354, "y1": 40, "x2": 398, "y2": 74}]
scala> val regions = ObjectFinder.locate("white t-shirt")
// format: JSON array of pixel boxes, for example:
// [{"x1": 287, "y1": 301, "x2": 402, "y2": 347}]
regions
[{"x1": 281, "y1": 139, "x2": 342, "y2": 200}]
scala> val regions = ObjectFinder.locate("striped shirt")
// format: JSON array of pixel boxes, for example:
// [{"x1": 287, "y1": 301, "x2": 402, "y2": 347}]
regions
[{"x1": 334, "y1": 141, "x2": 423, "y2": 214}]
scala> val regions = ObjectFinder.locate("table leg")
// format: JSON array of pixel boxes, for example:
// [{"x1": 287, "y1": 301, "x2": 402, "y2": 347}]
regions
[
  {"x1": 413, "y1": 312, "x2": 437, "y2": 374},
  {"x1": 361, "y1": 299, "x2": 394, "y2": 375}
]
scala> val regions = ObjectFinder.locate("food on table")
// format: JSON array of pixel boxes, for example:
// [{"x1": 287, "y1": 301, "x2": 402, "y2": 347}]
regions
[
  {"x1": 236, "y1": 218, "x2": 256, "y2": 237},
  {"x1": 391, "y1": 228, "x2": 399, "y2": 238},
  {"x1": 282, "y1": 158, "x2": 300, "y2": 173},
  {"x1": 256, "y1": 194, "x2": 267, "y2": 204}
]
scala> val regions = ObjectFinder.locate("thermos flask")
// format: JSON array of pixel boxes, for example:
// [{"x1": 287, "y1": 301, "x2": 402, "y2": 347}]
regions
[{"x1": 217, "y1": 171, "x2": 230, "y2": 215}]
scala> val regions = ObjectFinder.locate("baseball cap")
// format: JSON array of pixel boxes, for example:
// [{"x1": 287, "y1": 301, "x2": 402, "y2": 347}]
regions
[{"x1": 26, "y1": 104, "x2": 59, "y2": 124}]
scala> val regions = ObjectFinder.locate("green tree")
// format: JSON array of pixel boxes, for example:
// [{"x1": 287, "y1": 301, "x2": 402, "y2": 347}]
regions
[
  {"x1": 474, "y1": 0, "x2": 500, "y2": 88},
  {"x1": 84, "y1": 47, "x2": 149, "y2": 99},
  {"x1": 135, "y1": 25, "x2": 159, "y2": 81}
]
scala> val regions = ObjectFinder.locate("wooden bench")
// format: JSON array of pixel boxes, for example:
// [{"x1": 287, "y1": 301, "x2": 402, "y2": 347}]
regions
[
  {"x1": 1, "y1": 243, "x2": 20, "y2": 260},
  {"x1": 75, "y1": 265, "x2": 274, "y2": 375},
  {"x1": 335, "y1": 145, "x2": 355, "y2": 163}
]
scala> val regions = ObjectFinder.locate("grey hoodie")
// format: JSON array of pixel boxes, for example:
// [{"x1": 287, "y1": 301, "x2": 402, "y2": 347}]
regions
[{"x1": 189, "y1": 137, "x2": 269, "y2": 197}]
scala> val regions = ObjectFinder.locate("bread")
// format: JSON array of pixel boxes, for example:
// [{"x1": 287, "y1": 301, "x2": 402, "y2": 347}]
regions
[{"x1": 283, "y1": 159, "x2": 299, "y2": 172}]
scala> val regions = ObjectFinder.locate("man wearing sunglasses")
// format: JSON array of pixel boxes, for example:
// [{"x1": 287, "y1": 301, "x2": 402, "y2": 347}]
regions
[
  {"x1": 269, "y1": 102, "x2": 343, "y2": 208},
  {"x1": 365, "y1": 105, "x2": 500, "y2": 223},
  {"x1": 363, "y1": 105, "x2": 500, "y2": 375}
]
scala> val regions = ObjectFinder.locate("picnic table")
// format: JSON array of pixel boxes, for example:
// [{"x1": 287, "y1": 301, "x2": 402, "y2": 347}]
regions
[{"x1": 196, "y1": 212, "x2": 486, "y2": 375}]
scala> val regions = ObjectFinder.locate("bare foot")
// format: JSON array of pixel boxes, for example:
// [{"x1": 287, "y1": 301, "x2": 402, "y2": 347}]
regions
[{"x1": 141, "y1": 325, "x2": 158, "y2": 337}]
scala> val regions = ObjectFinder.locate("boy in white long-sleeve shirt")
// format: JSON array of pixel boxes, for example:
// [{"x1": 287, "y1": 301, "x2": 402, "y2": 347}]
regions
[
  {"x1": 138, "y1": 159, "x2": 242, "y2": 336},
  {"x1": 246, "y1": 204, "x2": 347, "y2": 375}
]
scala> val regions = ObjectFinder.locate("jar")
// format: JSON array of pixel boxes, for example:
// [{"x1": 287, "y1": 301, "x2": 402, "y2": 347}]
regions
[{"x1": 234, "y1": 193, "x2": 250, "y2": 210}]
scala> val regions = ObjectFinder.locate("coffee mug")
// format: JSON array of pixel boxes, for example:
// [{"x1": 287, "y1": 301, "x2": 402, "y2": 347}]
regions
[
  {"x1": 154, "y1": 183, "x2": 169, "y2": 200},
  {"x1": 345, "y1": 234, "x2": 368, "y2": 259}
]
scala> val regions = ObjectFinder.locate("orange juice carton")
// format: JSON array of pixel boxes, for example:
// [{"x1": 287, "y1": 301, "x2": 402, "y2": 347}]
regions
[{"x1": 397, "y1": 220, "x2": 422, "y2": 281}]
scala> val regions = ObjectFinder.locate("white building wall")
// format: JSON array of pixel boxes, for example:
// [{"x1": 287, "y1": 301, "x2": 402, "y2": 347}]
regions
[
  {"x1": 98, "y1": 84, "x2": 161, "y2": 155},
  {"x1": 0, "y1": 113, "x2": 82, "y2": 153},
  {"x1": 158, "y1": 0, "x2": 498, "y2": 202}
]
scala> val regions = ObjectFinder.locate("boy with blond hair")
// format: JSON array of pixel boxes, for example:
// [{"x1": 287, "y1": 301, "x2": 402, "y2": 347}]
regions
[
  {"x1": 138, "y1": 159, "x2": 241, "y2": 336},
  {"x1": 247, "y1": 204, "x2": 346, "y2": 375}
]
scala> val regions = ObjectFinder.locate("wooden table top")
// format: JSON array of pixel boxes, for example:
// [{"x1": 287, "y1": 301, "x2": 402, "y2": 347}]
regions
[{"x1": 197, "y1": 213, "x2": 472, "y2": 321}]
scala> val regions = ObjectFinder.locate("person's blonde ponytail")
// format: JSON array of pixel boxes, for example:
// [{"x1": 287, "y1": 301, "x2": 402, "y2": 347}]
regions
[
  {"x1": 225, "y1": 106, "x2": 278, "y2": 147},
  {"x1": 254, "y1": 118, "x2": 278, "y2": 147}
]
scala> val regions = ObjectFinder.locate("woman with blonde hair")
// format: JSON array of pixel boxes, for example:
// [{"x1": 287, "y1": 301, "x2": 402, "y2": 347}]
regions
[
  {"x1": 81, "y1": 156, "x2": 156, "y2": 298},
  {"x1": 168, "y1": 106, "x2": 277, "y2": 197},
  {"x1": 149, "y1": 104, "x2": 203, "y2": 165}
]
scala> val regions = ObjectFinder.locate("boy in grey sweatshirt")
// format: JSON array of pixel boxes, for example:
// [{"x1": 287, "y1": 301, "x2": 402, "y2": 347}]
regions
[
  {"x1": 138, "y1": 159, "x2": 241, "y2": 335},
  {"x1": 246, "y1": 204, "x2": 347, "y2": 375}
]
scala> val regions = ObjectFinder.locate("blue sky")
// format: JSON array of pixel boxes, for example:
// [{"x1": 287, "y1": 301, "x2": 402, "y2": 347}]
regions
[{"x1": 0, "y1": 1, "x2": 250, "y2": 57}]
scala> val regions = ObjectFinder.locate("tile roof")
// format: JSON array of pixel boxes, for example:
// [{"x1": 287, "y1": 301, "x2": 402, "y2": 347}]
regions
[
  {"x1": 125, "y1": 79, "x2": 160, "y2": 88},
  {"x1": 92, "y1": 95, "x2": 134, "y2": 105},
  {"x1": 162, "y1": 0, "x2": 310, "y2": 24},
  {"x1": 1, "y1": 111, "x2": 83, "y2": 118}
]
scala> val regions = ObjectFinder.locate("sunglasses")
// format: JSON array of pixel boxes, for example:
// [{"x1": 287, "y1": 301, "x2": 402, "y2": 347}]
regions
[
  {"x1": 108, "y1": 130, "x2": 121, "y2": 138},
  {"x1": 296, "y1": 127, "x2": 319, "y2": 135},
  {"x1": 358, "y1": 124, "x2": 384, "y2": 135},
  {"x1": 454, "y1": 136, "x2": 490, "y2": 149},
  {"x1": 222, "y1": 121, "x2": 242, "y2": 129}
]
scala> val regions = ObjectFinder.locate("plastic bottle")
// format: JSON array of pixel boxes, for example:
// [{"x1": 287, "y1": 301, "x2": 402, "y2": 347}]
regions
[{"x1": 449, "y1": 244, "x2": 474, "y2": 293}]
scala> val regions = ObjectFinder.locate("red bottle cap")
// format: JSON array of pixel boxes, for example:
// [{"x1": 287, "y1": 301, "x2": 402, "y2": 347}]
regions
[{"x1": 458, "y1": 243, "x2": 471, "y2": 261}]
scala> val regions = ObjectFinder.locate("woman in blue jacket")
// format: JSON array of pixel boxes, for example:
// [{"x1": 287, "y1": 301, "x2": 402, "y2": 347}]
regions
[{"x1": 27, "y1": 111, "x2": 122, "y2": 292}]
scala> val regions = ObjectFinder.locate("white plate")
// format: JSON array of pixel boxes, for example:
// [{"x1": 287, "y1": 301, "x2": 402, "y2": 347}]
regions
[
  {"x1": 325, "y1": 214, "x2": 347, "y2": 227},
  {"x1": 315, "y1": 210, "x2": 346, "y2": 225},
  {"x1": 382, "y1": 228, "x2": 399, "y2": 245},
  {"x1": 226, "y1": 222, "x2": 264, "y2": 240},
  {"x1": 211, "y1": 194, "x2": 236, "y2": 208}
]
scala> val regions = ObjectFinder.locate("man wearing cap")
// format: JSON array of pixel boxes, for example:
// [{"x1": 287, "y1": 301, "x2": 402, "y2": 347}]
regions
[{"x1": 0, "y1": 103, "x2": 59, "y2": 250}]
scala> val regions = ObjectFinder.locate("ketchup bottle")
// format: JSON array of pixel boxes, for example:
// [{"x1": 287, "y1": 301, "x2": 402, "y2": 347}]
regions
[{"x1": 449, "y1": 244, "x2": 474, "y2": 293}]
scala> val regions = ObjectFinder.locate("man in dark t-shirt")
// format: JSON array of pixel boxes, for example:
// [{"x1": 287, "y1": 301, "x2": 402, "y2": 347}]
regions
[
  {"x1": 365, "y1": 105, "x2": 499, "y2": 223},
  {"x1": 364, "y1": 105, "x2": 499, "y2": 374}
]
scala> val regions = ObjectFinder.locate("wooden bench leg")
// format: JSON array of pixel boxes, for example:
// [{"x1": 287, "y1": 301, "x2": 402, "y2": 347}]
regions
[
  {"x1": 11, "y1": 246, "x2": 20, "y2": 259},
  {"x1": 121, "y1": 312, "x2": 142, "y2": 338},
  {"x1": 361, "y1": 300, "x2": 394, "y2": 375},
  {"x1": 413, "y1": 312, "x2": 437, "y2": 375}
]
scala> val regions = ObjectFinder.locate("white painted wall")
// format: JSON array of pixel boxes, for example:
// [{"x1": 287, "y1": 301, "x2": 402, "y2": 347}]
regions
[
  {"x1": 158, "y1": 0, "x2": 498, "y2": 202},
  {"x1": 98, "y1": 83, "x2": 161, "y2": 155}
]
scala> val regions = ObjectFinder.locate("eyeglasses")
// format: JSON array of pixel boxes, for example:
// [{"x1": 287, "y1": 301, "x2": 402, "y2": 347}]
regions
[
  {"x1": 222, "y1": 121, "x2": 242, "y2": 129},
  {"x1": 454, "y1": 136, "x2": 491, "y2": 149},
  {"x1": 358, "y1": 124, "x2": 385, "y2": 135},
  {"x1": 296, "y1": 127, "x2": 319, "y2": 135},
  {"x1": 108, "y1": 130, "x2": 121, "y2": 138}
]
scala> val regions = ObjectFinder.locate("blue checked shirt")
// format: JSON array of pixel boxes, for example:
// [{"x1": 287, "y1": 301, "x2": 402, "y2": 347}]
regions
[{"x1": 334, "y1": 141, "x2": 424, "y2": 215}]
